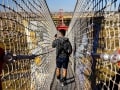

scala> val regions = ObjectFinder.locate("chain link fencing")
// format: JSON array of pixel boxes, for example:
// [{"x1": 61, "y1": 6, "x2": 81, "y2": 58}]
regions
[
  {"x1": 67, "y1": 0, "x2": 120, "y2": 90},
  {"x1": 0, "y1": 0, "x2": 56, "y2": 90}
]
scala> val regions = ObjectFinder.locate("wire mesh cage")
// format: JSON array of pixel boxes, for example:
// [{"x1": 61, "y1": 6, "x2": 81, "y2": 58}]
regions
[
  {"x1": 68, "y1": 0, "x2": 120, "y2": 90},
  {"x1": 0, "y1": 0, "x2": 56, "y2": 90}
]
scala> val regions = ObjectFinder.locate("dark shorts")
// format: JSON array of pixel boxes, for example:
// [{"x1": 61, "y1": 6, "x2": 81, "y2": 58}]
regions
[{"x1": 56, "y1": 57, "x2": 69, "y2": 69}]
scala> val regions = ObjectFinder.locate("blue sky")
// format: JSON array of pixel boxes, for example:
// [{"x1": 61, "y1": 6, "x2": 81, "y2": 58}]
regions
[
  {"x1": 0, "y1": 0, "x2": 119, "y2": 12},
  {"x1": 46, "y1": 0, "x2": 77, "y2": 12}
]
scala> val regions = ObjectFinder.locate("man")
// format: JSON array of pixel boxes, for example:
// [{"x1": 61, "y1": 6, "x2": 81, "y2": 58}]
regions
[{"x1": 52, "y1": 29, "x2": 72, "y2": 86}]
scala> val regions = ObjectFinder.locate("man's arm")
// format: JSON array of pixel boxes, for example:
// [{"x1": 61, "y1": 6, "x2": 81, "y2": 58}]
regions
[{"x1": 52, "y1": 39, "x2": 58, "y2": 48}]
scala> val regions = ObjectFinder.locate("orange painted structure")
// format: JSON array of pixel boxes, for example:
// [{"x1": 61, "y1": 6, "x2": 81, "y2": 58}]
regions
[{"x1": 56, "y1": 9, "x2": 68, "y2": 31}]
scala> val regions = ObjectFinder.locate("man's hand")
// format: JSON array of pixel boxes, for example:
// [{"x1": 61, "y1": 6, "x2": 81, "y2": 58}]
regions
[{"x1": 54, "y1": 34, "x2": 57, "y2": 39}]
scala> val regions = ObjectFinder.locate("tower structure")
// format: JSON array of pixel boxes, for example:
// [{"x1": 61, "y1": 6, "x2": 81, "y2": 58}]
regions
[{"x1": 56, "y1": 9, "x2": 68, "y2": 31}]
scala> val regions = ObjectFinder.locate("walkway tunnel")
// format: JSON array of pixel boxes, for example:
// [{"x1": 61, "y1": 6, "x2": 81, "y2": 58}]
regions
[{"x1": 0, "y1": 0, "x2": 120, "y2": 90}]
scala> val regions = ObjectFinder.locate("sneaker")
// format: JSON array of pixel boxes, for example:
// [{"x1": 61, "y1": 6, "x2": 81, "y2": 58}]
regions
[
  {"x1": 61, "y1": 81, "x2": 67, "y2": 86},
  {"x1": 61, "y1": 77, "x2": 66, "y2": 86},
  {"x1": 61, "y1": 82, "x2": 64, "y2": 86}
]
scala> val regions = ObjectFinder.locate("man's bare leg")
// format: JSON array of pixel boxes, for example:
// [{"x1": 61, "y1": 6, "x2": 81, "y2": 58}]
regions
[{"x1": 56, "y1": 68, "x2": 61, "y2": 79}]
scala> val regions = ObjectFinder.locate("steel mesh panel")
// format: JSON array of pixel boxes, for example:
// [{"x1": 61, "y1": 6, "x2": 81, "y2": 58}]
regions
[
  {"x1": 0, "y1": 0, "x2": 56, "y2": 90},
  {"x1": 68, "y1": 0, "x2": 120, "y2": 90}
]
